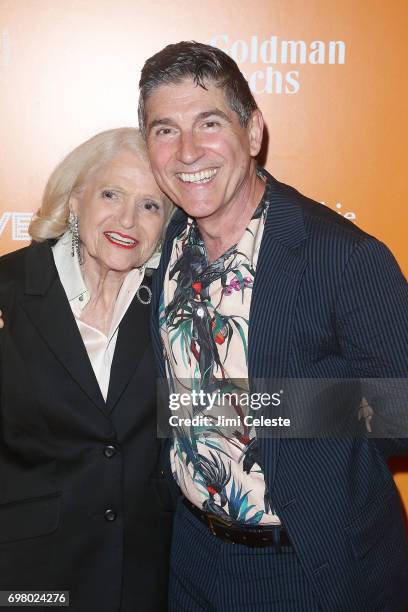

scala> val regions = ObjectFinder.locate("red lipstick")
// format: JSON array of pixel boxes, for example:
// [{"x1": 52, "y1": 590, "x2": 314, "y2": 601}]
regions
[{"x1": 103, "y1": 231, "x2": 138, "y2": 249}]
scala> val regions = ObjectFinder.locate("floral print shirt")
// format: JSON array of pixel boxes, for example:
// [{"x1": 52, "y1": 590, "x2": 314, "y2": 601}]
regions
[{"x1": 160, "y1": 173, "x2": 280, "y2": 525}]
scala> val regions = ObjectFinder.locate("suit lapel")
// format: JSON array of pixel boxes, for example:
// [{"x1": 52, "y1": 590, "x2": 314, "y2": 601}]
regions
[
  {"x1": 105, "y1": 277, "x2": 152, "y2": 413},
  {"x1": 249, "y1": 241, "x2": 308, "y2": 378},
  {"x1": 249, "y1": 172, "x2": 309, "y2": 379},
  {"x1": 22, "y1": 242, "x2": 107, "y2": 416},
  {"x1": 151, "y1": 209, "x2": 187, "y2": 378},
  {"x1": 249, "y1": 173, "x2": 309, "y2": 488}
]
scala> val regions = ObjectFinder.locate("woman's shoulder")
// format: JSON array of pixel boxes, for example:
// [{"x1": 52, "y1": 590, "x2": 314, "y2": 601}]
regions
[
  {"x1": 0, "y1": 242, "x2": 51, "y2": 286},
  {"x1": 0, "y1": 245, "x2": 30, "y2": 282}
]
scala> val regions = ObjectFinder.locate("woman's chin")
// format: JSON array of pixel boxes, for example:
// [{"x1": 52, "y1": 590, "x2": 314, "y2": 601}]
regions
[{"x1": 97, "y1": 253, "x2": 140, "y2": 274}]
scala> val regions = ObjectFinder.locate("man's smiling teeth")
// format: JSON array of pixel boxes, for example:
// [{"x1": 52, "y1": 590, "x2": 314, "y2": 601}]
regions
[
  {"x1": 177, "y1": 169, "x2": 217, "y2": 183},
  {"x1": 105, "y1": 231, "x2": 136, "y2": 246}
]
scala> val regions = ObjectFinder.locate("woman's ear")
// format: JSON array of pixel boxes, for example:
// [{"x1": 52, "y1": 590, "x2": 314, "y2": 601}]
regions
[
  {"x1": 248, "y1": 110, "x2": 264, "y2": 157},
  {"x1": 69, "y1": 195, "x2": 79, "y2": 216}
]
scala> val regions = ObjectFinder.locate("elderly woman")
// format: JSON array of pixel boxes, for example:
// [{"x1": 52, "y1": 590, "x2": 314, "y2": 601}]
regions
[{"x1": 0, "y1": 128, "x2": 173, "y2": 612}]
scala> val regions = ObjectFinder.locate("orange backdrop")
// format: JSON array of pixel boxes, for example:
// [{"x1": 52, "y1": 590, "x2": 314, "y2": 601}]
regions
[{"x1": 1, "y1": 0, "x2": 407, "y2": 509}]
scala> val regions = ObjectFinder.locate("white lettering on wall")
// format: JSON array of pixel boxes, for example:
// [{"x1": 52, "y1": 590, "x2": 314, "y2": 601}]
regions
[
  {"x1": 321, "y1": 202, "x2": 356, "y2": 221},
  {"x1": 0, "y1": 212, "x2": 12, "y2": 235},
  {"x1": 0, "y1": 212, "x2": 33, "y2": 240},
  {"x1": 210, "y1": 34, "x2": 346, "y2": 65},
  {"x1": 209, "y1": 34, "x2": 346, "y2": 94},
  {"x1": 13, "y1": 213, "x2": 33, "y2": 240}
]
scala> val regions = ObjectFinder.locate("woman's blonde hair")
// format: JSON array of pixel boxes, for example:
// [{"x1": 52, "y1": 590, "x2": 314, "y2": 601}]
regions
[{"x1": 30, "y1": 127, "x2": 173, "y2": 242}]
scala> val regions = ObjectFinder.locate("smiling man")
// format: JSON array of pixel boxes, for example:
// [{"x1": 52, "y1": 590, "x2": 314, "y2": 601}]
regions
[
  {"x1": 138, "y1": 42, "x2": 408, "y2": 611},
  {"x1": 140, "y1": 72, "x2": 264, "y2": 263}
]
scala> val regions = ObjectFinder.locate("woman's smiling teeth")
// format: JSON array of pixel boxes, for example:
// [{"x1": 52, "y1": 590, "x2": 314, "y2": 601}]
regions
[
  {"x1": 104, "y1": 231, "x2": 138, "y2": 248},
  {"x1": 177, "y1": 168, "x2": 218, "y2": 184}
]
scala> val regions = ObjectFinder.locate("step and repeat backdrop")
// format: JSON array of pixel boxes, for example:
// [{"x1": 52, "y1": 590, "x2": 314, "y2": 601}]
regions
[{"x1": 1, "y1": 1, "x2": 407, "y2": 508}]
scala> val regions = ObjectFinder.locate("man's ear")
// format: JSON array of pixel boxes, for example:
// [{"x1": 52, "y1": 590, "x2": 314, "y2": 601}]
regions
[{"x1": 248, "y1": 110, "x2": 264, "y2": 157}]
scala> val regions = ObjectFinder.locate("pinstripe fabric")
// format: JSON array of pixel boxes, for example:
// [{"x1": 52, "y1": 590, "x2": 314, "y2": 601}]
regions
[
  {"x1": 152, "y1": 170, "x2": 408, "y2": 611},
  {"x1": 169, "y1": 500, "x2": 320, "y2": 611}
]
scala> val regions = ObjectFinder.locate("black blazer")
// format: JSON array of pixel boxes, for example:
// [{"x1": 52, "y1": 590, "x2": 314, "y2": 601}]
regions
[{"x1": 0, "y1": 242, "x2": 173, "y2": 612}]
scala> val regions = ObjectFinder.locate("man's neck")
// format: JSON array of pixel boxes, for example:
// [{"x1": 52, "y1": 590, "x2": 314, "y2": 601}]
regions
[{"x1": 196, "y1": 169, "x2": 266, "y2": 263}]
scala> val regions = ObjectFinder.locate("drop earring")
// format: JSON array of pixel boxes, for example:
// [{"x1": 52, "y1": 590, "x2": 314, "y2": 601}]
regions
[{"x1": 69, "y1": 211, "x2": 83, "y2": 264}]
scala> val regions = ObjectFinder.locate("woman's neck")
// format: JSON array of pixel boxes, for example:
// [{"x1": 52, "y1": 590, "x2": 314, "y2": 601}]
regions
[{"x1": 79, "y1": 254, "x2": 129, "y2": 335}]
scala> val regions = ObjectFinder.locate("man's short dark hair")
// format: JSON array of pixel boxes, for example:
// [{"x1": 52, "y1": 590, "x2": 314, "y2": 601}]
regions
[{"x1": 138, "y1": 41, "x2": 258, "y2": 138}]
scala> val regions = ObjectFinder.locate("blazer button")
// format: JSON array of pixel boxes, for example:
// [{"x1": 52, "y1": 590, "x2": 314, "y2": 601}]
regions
[
  {"x1": 104, "y1": 509, "x2": 117, "y2": 522},
  {"x1": 103, "y1": 445, "x2": 116, "y2": 459}
]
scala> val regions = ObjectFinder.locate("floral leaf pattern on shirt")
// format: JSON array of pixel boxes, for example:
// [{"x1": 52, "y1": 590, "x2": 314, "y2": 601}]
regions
[
  {"x1": 228, "y1": 479, "x2": 264, "y2": 524},
  {"x1": 161, "y1": 174, "x2": 280, "y2": 525}
]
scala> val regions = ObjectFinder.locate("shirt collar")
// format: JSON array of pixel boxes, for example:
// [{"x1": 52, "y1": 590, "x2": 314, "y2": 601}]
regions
[
  {"x1": 144, "y1": 249, "x2": 161, "y2": 271},
  {"x1": 52, "y1": 231, "x2": 160, "y2": 313},
  {"x1": 52, "y1": 231, "x2": 89, "y2": 308},
  {"x1": 176, "y1": 168, "x2": 270, "y2": 266}
]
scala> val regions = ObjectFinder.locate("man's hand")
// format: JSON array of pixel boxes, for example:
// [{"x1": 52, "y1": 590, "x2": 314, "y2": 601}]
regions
[{"x1": 0, "y1": 310, "x2": 4, "y2": 329}]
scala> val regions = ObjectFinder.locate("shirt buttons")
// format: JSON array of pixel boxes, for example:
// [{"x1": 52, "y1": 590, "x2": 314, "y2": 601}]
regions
[
  {"x1": 104, "y1": 509, "x2": 117, "y2": 522},
  {"x1": 103, "y1": 445, "x2": 116, "y2": 459},
  {"x1": 78, "y1": 294, "x2": 84, "y2": 302}
]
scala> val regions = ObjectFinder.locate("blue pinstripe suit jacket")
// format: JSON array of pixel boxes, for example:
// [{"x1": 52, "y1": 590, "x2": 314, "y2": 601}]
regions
[{"x1": 151, "y1": 170, "x2": 408, "y2": 611}]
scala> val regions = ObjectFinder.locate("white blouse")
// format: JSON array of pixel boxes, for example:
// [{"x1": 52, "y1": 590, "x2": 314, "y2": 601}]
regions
[{"x1": 52, "y1": 232, "x2": 154, "y2": 401}]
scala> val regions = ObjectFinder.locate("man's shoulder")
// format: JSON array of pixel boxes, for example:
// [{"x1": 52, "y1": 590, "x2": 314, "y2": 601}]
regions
[{"x1": 267, "y1": 173, "x2": 372, "y2": 248}]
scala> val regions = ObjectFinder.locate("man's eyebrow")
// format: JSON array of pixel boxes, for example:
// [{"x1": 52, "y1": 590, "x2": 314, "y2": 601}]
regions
[
  {"x1": 147, "y1": 117, "x2": 178, "y2": 133},
  {"x1": 148, "y1": 109, "x2": 232, "y2": 134},
  {"x1": 195, "y1": 109, "x2": 232, "y2": 124}
]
